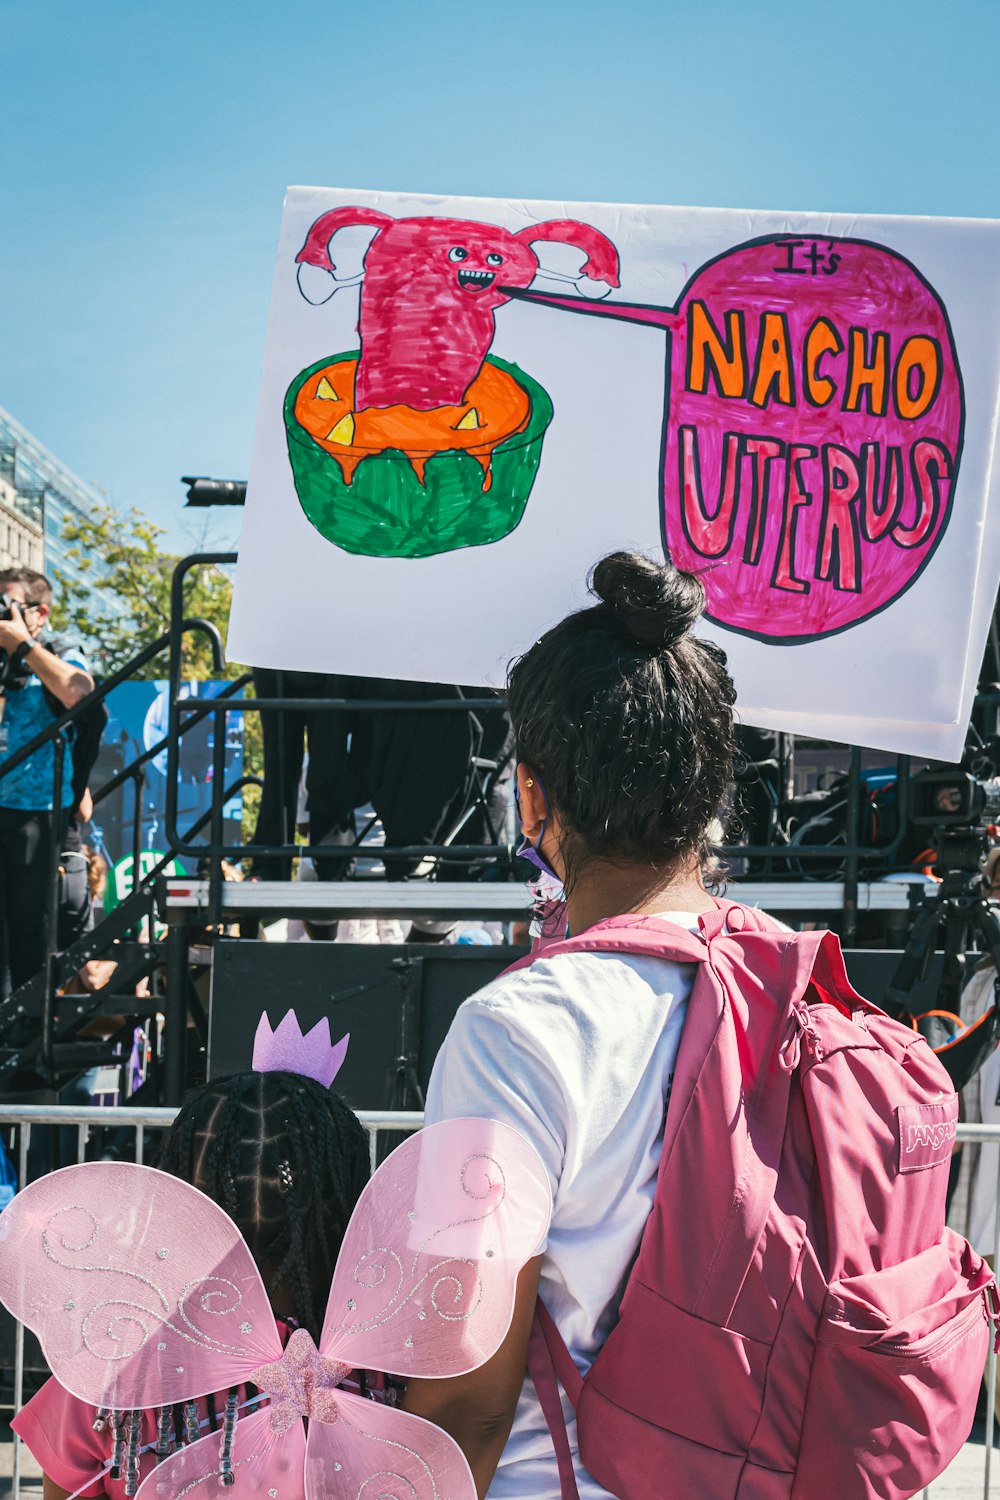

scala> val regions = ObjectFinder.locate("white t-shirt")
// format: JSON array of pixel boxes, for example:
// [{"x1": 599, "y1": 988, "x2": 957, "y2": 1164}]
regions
[{"x1": 423, "y1": 914, "x2": 699, "y2": 1500}]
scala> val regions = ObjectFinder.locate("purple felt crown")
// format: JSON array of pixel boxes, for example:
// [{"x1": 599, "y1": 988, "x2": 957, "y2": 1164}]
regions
[{"x1": 251, "y1": 1009, "x2": 349, "y2": 1089}]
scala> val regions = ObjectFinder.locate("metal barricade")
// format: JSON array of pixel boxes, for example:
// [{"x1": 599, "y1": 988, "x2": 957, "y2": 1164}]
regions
[
  {"x1": 0, "y1": 1103, "x2": 423, "y2": 1497},
  {"x1": 2, "y1": 1111, "x2": 999, "y2": 1497}
]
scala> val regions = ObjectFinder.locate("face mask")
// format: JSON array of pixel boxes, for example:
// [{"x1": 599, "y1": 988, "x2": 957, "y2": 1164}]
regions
[{"x1": 514, "y1": 775, "x2": 563, "y2": 887}]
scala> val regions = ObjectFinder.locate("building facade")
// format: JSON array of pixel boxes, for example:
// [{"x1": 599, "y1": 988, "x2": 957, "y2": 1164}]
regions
[
  {"x1": 0, "y1": 404, "x2": 119, "y2": 615},
  {"x1": 0, "y1": 470, "x2": 44, "y2": 573}
]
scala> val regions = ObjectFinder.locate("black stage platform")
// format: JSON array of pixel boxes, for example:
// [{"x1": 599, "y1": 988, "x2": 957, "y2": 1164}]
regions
[
  {"x1": 209, "y1": 941, "x2": 527, "y2": 1110},
  {"x1": 207, "y1": 941, "x2": 955, "y2": 1111}
]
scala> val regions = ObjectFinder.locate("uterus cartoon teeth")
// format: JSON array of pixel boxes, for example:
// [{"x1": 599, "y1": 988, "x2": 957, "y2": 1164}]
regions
[{"x1": 456, "y1": 268, "x2": 496, "y2": 291}]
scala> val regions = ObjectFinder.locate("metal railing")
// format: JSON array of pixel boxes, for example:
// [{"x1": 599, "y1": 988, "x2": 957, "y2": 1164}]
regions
[
  {"x1": 0, "y1": 614, "x2": 239, "y2": 1082},
  {"x1": 2, "y1": 1111, "x2": 999, "y2": 1497},
  {"x1": 0, "y1": 1103, "x2": 423, "y2": 1496}
]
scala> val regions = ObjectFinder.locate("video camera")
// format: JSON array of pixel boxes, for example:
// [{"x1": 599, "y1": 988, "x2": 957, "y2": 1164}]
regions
[{"x1": 910, "y1": 767, "x2": 1000, "y2": 829}]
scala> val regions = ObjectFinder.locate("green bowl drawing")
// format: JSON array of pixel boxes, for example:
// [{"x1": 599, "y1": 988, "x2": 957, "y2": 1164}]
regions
[{"x1": 284, "y1": 352, "x2": 554, "y2": 559}]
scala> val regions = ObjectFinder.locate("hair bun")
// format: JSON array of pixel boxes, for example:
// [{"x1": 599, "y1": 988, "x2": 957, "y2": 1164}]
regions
[{"x1": 590, "y1": 552, "x2": 705, "y2": 649}]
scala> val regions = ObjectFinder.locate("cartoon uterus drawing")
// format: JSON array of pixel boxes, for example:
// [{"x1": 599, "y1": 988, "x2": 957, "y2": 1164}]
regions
[
  {"x1": 295, "y1": 207, "x2": 620, "y2": 409},
  {"x1": 285, "y1": 205, "x2": 620, "y2": 561}
]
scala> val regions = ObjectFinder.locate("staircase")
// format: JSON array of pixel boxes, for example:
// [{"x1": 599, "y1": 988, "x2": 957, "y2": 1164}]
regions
[{"x1": 0, "y1": 564, "x2": 249, "y2": 1103}]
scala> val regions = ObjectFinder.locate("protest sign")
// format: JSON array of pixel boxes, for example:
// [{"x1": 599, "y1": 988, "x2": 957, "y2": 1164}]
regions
[{"x1": 228, "y1": 188, "x2": 1000, "y2": 758}]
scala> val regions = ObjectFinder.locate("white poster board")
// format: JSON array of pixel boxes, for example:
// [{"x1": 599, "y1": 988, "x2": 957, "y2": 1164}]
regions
[{"x1": 228, "y1": 187, "x2": 1000, "y2": 760}]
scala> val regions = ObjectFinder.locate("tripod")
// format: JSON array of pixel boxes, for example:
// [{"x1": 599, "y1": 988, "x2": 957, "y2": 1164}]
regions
[
  {"x1": 328, "y1": 952, "x2": 425, "y2": 1112},
  {"x1": 884, "y1": 829, "x2": 1000, "y2": 1090}
]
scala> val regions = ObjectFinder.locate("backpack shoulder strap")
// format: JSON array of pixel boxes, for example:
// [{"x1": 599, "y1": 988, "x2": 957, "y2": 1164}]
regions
[
  {"x1": 527, "y1": 1301, "x2": 582, "y2": 1500},
  {"x1": 41, "y1": 633, "x2": 89, "y2": 667},
  {"x1": 504, "y1": 912, "x2": 708, "y2": 977},
  {"x1": 504, "y1": 900, "x2": 781, "y2": 978}
]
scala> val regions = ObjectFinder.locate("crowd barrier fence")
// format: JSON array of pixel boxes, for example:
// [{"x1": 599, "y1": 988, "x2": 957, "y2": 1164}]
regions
[{"x1": 2, "y1": 1110, "x2": 999, "y2": 1499}]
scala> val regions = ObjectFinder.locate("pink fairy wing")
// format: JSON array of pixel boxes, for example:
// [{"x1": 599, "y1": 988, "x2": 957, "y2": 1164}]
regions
[
  {"x1": 0, "y1": 1162, "x2": 280, "y2": 1410},
  {"x1": 305, "y1": 1389, "x2": 476, "y2": 1500},
  {"x1": 135, "y1": 1406, "x2": 304, "y2": 1499},
  {"x1": 321, "y1": 1118, "x2": 551, "y2": 1377}
]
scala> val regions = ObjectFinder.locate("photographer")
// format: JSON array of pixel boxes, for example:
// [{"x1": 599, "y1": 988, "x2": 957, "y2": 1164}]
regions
[{"x1": 0, "y1": 568, "x2": 94, "y2": 992}]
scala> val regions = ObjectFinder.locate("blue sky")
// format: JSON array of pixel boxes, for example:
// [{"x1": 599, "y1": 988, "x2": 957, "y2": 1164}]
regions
[{"x1": 2, "y1": 0, "x2": 998, "y2": 553}]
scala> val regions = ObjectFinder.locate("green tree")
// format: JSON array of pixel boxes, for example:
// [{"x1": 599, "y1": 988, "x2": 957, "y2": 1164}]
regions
[
  {"x1": 50, "y1": 502, "x2": 239, "y2": 681},
  {"x1": 50, "y1": 503, "x2": 262, "y2": 840}
]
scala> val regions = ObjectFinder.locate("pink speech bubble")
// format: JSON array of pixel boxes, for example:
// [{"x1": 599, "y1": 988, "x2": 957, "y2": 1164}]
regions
[{"x1": 516, "y1": 235, "x2": 963, "y2": 643}]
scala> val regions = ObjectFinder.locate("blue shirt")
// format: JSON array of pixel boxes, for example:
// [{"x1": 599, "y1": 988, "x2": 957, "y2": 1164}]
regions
[{"x1": 0, "y1": 641, "x2": 89, "y2": 811}]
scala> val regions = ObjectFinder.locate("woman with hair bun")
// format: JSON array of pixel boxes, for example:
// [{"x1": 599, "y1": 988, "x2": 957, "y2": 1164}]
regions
[{"x1": 403, "y1": 552, "x2": 738, "y2": 1498}]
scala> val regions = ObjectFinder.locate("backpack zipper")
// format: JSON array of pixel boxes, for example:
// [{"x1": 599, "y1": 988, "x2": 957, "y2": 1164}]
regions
[{"x1": 867, "y1": 1295, "x2": 986, "y2": 1361}]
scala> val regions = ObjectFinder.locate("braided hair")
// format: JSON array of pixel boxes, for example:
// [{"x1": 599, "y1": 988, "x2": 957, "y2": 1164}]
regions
[{"x1": 155, "y1": 1071, "x2": 370, "y2": 1339}]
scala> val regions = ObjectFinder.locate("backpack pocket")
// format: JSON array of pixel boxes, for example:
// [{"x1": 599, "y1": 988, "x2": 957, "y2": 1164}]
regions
[
  {"x1": 792, "y1": 1232, "x2": 991, "y2": 1499},
  {"x1": 589, "y1": 1276, "x2": 772, "y2": 1455}
]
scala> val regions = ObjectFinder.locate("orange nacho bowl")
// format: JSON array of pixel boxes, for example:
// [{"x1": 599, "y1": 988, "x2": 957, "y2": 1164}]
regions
[{"x1": 284, "y1": 351, "x2": 554, "y2": 558}]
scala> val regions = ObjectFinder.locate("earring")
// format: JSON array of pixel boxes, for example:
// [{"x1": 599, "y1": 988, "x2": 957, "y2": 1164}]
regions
[{"x1": 525, "y1": 778, "x2": 534, "y2": 787}]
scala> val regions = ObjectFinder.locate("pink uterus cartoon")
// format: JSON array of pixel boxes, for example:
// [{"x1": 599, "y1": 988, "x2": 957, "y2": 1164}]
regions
[{"x1": 285, "y1": 206, "x2": 620, "y2": 559}]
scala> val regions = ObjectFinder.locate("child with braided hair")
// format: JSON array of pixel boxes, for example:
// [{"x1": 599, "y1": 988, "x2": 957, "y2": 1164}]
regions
[
  {"x1": 155, "y1": 1069, "x2": 369, "y2": 1343},
  {"x1": 13, "y1": 1020, "x2": 371, "y2": 1500}
]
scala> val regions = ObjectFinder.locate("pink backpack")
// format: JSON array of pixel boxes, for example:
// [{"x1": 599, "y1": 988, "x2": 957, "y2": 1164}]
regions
[{"x1": 521, "y1": 901, "x2": 995, "y2": 1500}]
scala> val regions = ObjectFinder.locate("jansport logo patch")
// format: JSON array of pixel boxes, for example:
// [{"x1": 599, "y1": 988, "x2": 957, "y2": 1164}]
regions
[{"x1": 897, "y1": 1101, "x2": 958, "y2": 1173}]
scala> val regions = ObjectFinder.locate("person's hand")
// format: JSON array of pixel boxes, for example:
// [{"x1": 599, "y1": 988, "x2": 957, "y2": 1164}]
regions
[
  {"x1": 0, "y1": 603, "x2": 32, "y2": 653},
  {"x1": 75, "y1": 959, "x2": 118, "y2": 993}
]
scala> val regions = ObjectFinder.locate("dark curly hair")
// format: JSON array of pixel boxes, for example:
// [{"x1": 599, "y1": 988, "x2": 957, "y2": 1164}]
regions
[
  {"x1": 507, "y1": 551, "x2": 737, "y2": 885},
  {"x1": 155, "y1": 1070, "x2": 370, "y2": 1339}
]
